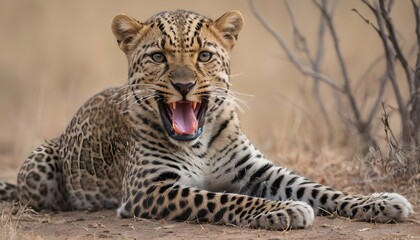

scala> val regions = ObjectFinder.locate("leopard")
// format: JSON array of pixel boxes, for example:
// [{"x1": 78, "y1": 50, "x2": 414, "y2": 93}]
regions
[{"x1": 0, "y1": 9, "x2": 413, "y2": 230}]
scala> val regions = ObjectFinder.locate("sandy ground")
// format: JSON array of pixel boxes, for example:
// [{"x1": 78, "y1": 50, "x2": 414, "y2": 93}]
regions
[
  {"x1": 1, "y1": 205, "x2": 419, "y2": 240},
  {"x1": 1, "y1": 0, "x2": 419, "y2": 239}
]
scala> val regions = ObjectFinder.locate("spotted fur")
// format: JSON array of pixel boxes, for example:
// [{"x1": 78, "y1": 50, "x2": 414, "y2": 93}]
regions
[{"x1": 0, "y1": 10, "x2": 413, "y2": 230}]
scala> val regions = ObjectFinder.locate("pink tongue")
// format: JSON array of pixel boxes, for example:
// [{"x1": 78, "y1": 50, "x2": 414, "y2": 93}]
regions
[{"x1": 172, "y1": 102, "x2": 198, "y2": 135}]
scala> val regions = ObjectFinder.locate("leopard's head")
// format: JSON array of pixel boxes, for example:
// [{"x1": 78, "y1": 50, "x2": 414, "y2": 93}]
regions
[{"x1": 111, "y1": 10, "x2": 243, "y2": 142}]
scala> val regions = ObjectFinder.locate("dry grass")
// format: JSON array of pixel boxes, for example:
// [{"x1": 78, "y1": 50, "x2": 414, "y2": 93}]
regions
[
  {"x1": 351, "y1": 108, "x2": 420, "y2": 204},
  {"x1": 0, "y1": 203, "x2": 44, "y2": 240}
]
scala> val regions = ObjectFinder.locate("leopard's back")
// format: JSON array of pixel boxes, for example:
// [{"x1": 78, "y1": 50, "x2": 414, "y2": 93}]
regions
[
  {"x1": 4, "y1": 88, "x2": 131, "y2": 210},
  {"x1": 59, "y1": 88, "x2": 131, "y2": 210}
]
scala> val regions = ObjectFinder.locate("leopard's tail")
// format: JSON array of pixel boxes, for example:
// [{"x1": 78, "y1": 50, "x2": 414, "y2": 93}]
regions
[{"x1": 0, "y1": 181, "x2": 18, "y2": 201}]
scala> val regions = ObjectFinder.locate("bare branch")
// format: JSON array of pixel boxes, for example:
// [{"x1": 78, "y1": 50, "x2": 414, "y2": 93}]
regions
[
  {"x1": 351, "y1": 8, "x2": 380, "y2": 33},
  {"x1": 353, "y1": 2, "x2": 408, "y2": 128},
  {"x1": 408, "y1": 41, "x2": 418, "y2": 60},
  {"x1": 362, "y1": 0, "x2": 411, "y2": 144},
  {"x1": 314, "y1": 16, "x2": 327, "y2": 68},
  {"x1": 366, "y1": 72, "x2": 388, "y2": 126},
  {"x1": 285, "y1": 0, "x2": 311, "y2": 58},
  {"x1": 353, "y1": 53, "x2": 388, "y2": 127},
  {"x1": 312, "y1": 9, "x2": 332, "y2": 129},
  {"x1": 361, "y1": 0, "x2": 376, "y2": 13},
  {"x1": 285, "y1": 0, "x2": 332, "y2": 128},
  {"x1": 386, "y1": 0, "x2": 395, "y2": 12},
  {"x1": 353, "y1": 6, "x2": 406, "y2": 132},
  {"x1": 413, "y1": 0, "x2": 420, "y2": 47},
  {"x1": 355, "y1": 56, "x2": 385, "y2": 97},
  {"x1": 248, "y1": 0, "x2": 344, "y2": 92},
  {"x1": 314, "y1": 0, "x2": 364, "y2": 131},
  {"x1": 379, "y1": 0, "x2": 414, "y2": 94},
  {"x1": 409, "y1": 0, "x2": 420, "y2": 144}
]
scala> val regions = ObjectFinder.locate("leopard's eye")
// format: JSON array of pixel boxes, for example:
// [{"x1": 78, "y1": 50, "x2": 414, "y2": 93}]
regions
[
  {"x1": 151, "y1": 52, "x2": 166, "y2": 63},
  {"x1": 198, "y1": 51, "x2": 212, "y2": 62}
]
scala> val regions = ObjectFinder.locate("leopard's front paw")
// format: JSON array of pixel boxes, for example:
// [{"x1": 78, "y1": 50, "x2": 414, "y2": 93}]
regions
[
  {"x1": 353, "y1": 193, "x2": 413, "y2": 222},
  {"x1": 250, "y1": 201, "x2": 314, "y2": 230}
]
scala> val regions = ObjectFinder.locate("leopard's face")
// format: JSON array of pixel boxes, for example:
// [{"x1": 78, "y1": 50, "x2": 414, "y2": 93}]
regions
[{"x1": 112, "y1": 10, "x2": 243, "y2": 142}]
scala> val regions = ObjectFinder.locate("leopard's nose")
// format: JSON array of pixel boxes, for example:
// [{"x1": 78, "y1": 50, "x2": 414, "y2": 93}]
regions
[{"x1": 171, "y1": 82, "x2": 196, "y2": 98}]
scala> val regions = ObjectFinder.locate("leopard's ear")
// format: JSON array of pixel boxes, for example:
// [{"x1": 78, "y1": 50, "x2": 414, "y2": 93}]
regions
[
  {"x1": 213, "y1": 10, "x2": 244, "y2": 49},
  {"x1": 111, "y1": 14, "x2": 143, "y2": 55}
]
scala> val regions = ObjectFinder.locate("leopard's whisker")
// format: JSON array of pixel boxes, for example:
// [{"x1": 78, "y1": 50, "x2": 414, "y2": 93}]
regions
[
  {"x1": 211, "y1": 88, "x2": 250, "y2": 112},
  {"x1": 120, "y1": 93, "x2": 159, "y2": 114},
  {"x1": 114, "y1": 90, "x2": 155, "y2": 104},
  {"x1": 115, "y1": 91, "x2": 156, "y2": 105},
  {"x1": 228, "y1": 73, "x2": 243, "y2": 78},
  {"x1": 109, "y1": 83, "x2": 153, "y2": 100}
]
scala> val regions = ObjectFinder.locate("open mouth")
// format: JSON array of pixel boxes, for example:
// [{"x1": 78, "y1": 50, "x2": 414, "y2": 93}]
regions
[{"x1": 158, "y1": 98, "x2": 208, "y2": 141}]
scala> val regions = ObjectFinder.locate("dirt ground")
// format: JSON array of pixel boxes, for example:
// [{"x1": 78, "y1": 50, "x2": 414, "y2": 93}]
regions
[
  {"x1": 1, "y1": 204, "x2": 419, "y2": 240},
  {"x1": 1, "y1": 0, "x2": 419, "y2": 239}
]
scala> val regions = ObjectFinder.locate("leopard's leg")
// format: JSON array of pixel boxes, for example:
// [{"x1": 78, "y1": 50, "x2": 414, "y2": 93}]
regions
[
  {"x1": 231, "y1": 148, "x2": 413, "y2": 222},
  {"x1": 117, "y1": 180, "x2": 314, "y2": 230},
  {"x1": 16, "y1": 139, "x2": 67, "y2": 211}
]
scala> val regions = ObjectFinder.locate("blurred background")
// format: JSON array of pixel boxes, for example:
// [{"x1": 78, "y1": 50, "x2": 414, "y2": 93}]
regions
[{"x1": 0, "y1": 0, "x2": 416, "y2": 187}]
